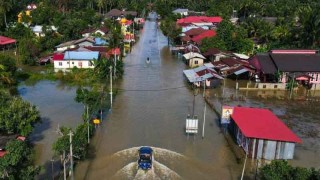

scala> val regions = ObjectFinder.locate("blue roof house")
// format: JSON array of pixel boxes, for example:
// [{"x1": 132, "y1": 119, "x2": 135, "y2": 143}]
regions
[{"x1": 54, "y1": 51, "x2": 99, "y2": 71}]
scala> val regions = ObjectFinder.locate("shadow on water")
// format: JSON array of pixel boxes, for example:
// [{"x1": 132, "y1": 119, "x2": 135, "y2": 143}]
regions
[
  {"x1": 29, "y1": 117, "x2": 51, "y2": 142},
  {"x1": 36, "y1": 158, "x2": 62, "y2": 180}
]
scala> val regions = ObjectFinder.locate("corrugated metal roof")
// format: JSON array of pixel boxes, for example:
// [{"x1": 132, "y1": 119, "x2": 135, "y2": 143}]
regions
[
  {"x1": 234, "y1": 68, "x2": 248, "y2": 75},
  {"x1": 183, "y1": 65, "x2": 223, "y2": 83},
  {"x1": 231, "y1": 107, "x2": 301, "y2": 143},
  {"x1": 183, "y1": 52, "x2": 206, "y2": 59},
  {"x1": 64, "y1": 51, "x2": 99, "y2": 60}
]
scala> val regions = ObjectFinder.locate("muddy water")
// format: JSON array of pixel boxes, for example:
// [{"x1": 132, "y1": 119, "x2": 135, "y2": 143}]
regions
[
  {"x1": 19, "y1": 80, "x2": 84, "y2": 177},
  {"x1": 18, "y1": 12, "x2": 319, "y2": 180},
  {"x1": 206, "y1": 79, "x2": 320, "y2": 169},
  {"x1": 75, "y1": 13, "x2": 243, "y2": 179}
]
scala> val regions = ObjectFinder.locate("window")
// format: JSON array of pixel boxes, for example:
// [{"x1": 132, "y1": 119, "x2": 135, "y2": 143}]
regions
[
  {"x1": 72, "y1": 62, "x2": 74, "y2": 64},
  {"x1": 316, "y1": 74, "x2": 319, "y2": 81},
  {"x1": 195, "y1": 60, "x2": 198, "y2": 65},
  {"x1": 59, "y1": 62, "x2": 62, "y2": 66},
  {"x1": 67, "y1": 62, "x2": 70, "y2": 64},
  {"x1": 263, "y1": 85, "x2": 266, "y2": 88},
  {"x1": 274, "y1": 85, "x2": 278, "y2": 89}
]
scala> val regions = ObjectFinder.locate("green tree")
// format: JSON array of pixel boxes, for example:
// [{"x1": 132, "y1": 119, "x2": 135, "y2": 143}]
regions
[
  {"x1": 160, "y1": 16, "x2": 181, "y2": 45},
  {"x1": 18, "y1": 38, "x2": 41, "y2": 65},
  {"x1": 0, "y1": 91, "x2": 41, "y2": 136},
  {"x1": 200, "y1": 36, "x2": 227, "y2": 52},
  {"x1": 0, "y1": 54, "x2": 16, "y2": 86},
  {"x1": 0, "y1": 140, "x2": 40, "y2": 179},
  {"x1": 259, "y1": 160, "x2": 320, "y2": 180},
  {"x1": 0, "y1": 0, "x2": 13, "y2": 27},
  {"x1": 53, "y1": 124, "x2": 92, "y2": 161}
]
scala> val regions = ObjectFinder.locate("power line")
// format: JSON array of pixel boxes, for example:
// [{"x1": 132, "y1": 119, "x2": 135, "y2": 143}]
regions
[{"x1": 118, "y1": 85, "x2": 187, "y2": 92}]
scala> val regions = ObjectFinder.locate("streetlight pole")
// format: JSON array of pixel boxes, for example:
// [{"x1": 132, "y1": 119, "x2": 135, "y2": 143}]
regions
[
  {"x1": 51, "y1": 158, "x2": 54, "y2": 180},
  {"x1": 202, "y1": 79, "x2": 206, "y2": 139},
  {"x1": 113, "y1": 53, "x2": 117, "y2": 79},
  {"x1": 69, "y1": 131, "x2": 74, "y2": 180},
  {"x1": 109, "y1": 66, "x2": 113, "y2": 109},
  {"x1": 87, "y1": 106, "x2": 90, "y2": 144}
]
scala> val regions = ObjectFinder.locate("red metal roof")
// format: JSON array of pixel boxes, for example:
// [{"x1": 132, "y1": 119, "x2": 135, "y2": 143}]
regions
[
  {"x1": 185, "y1": 28, "x2": 206, "y2": 36},
  {"x1": 192, "y1": 30, "x2": 216, "y2": 44},
  {"x1": 231, "y1": 107, "x2": 301, "y2": 143},
  {"x1": 0, "y1": 36, "x2": 16, "y2": 45},
  {"x1": 181, "y1": 36, "x2": 191, "y2": 42},
  {"x1": 107, "y1": 48, "x2": 121, "y2": 55},
  {"x1": 271, "y1": 49, "x2": 318, "y2": 54},
  {"x1": 177, "y1": 16, "x2": 223, "y2": 26},
  {"x1": 0, "y1": 151, "x2": 7, "y2": 157},
  {"x1": 53, "y1": 53, "x2": 64, "y2": 61}
]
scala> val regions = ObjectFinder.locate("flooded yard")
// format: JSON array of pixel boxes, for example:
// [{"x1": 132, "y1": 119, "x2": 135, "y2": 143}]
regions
[
  {"x1": 206, "y1": 79, "x2": 320, "y2": 169},
  {"x1": 19, "y1": 80, "x2": 84, "y2": 178}
]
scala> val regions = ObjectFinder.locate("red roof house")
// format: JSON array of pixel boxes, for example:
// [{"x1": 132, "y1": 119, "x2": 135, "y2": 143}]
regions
[
  {"x1": 192, "y1": 30, "x2": 216, "y2": 44},
  {"x1": 228, "y1": 107, "x2": 301, "y2": 160},
  {"x1": 0, "y1": 36, "x2": 16, "y2": 45},
  {"x1": 53, "y1": 53, "x2": 64, "y2": 61},
  {"x1": 177, "y1": 16, "x2": 223, "y2": 26}
]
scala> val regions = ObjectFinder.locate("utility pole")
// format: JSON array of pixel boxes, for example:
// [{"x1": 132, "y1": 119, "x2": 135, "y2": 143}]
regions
[
  {"x1": 289, "y1": 73, "x2": 295, "y2": 99},
  {"x1": 202, "y1": 79, "x2": 206, "y2": 139},
  {"x1": 110, "y1": 66, "x2": 113, "y2": 109},
  {"x1": 69, "y1": 131, "x2": 74, "y2": 180},
  {"x1": 63, "y1": 150, "x2": 66, "y2": 180},
  {"x1": 241, "y1": 153, "x2": 248, "y2": 180},
  {"x1": 87, "y1": 106, "x2": 90, "y2": 144},
  {"x1": 51, "y1": 158, "x2": 54, "y2": 180},
  {"x1": 114, "y1": 53, "x2": 117, "y2": 79}
]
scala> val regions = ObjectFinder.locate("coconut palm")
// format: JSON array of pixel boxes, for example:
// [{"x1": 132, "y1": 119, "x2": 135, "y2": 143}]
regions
[
  {"x1": 0, "y1": 0, "x2": 13, "y2": 27},
  {"x1": 297, "y1": 6, "x2": 320, "y2": 48}
]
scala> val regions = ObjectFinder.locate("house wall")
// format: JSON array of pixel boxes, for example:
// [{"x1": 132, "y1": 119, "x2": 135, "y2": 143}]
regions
[
  {"x1": 280, "y1": 72, "x2": 320, "y2": 84},
  {"x1": 188, "y1": 58, "x2": 204, "y2": 67},
  {"x1": 230, "y1": 122, "x2": 297, "y2": 160},
  {"x1": 257, "y1": 83, "x2": 286, "y2": 90},
  {"x1": 307, "y1": 72, "x2": 320, "y2": 84},
  {"x1": 54, "y1": 60, "x2": 95, "y2": 70}
]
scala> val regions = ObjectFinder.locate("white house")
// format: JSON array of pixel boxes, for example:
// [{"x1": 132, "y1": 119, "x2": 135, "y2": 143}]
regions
[
  {"x1": 31, "y1": 25, "x2": 58, "y2": 37},
  {"x1": 81, "y1": 27, "x2": 109, "y2": 38},
  {"x1": 54, "y1": 51, "x2": 99, "y2": 71},
  {"x1": 183, "y1": 52, "x2": 206, "y2": 67},
  {"x1": 172, "y1": 8, "x2": 189, "y2": 16}
]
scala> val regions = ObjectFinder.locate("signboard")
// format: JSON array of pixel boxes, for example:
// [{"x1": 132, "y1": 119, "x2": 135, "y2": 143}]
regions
[
  {"x1": 93, "y1": 119, "x2": 100, "y2": 125},
  {"x1": 221, "y1": 106, "x2": 234, "y2": 124},
  {"x1": 186, "y1": 118, "x2": 198, "y2": 134}
]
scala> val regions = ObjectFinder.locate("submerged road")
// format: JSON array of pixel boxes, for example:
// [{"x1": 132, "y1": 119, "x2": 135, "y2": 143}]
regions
[{"x1": 75, "y1": 13, "x2": 242, "y2": 179}]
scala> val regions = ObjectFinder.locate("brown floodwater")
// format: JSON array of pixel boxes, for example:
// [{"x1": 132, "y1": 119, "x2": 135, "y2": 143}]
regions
[
  {"x1": 19, "y1": 80, "x2": 84, "y2": 178},
  {"x1": 19, "y1": 12, "x2": 319, "y2": 180}
]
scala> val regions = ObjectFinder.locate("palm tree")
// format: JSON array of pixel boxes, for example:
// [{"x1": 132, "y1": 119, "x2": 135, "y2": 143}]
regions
[
  {"x1": 0, "y1": 0, "x2": 13, "y2": 27},
  {"x1": 298, "y1": 6, "x2": 320, "y2": 48},
  {"x1": 0, "y1": 64, "x2": 13, "y2": 85},
  {"x1": 96, "y1": 0, "x2": 106, "y2": 14}
]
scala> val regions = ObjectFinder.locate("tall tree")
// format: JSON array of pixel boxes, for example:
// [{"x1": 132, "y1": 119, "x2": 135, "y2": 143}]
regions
[{"x1": 0, "y1": 0, "x2": 13, "y2": 27}]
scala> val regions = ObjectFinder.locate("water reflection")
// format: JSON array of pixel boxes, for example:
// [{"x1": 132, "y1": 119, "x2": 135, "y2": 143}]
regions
[{"x1": 19, "y1": 80, "x2": 83, "y2": 177}]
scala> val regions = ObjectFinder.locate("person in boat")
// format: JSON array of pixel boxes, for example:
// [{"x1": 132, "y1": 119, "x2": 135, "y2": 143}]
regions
[{"x1": 146, "y1": 57, "x2": 150, "y2": 64}]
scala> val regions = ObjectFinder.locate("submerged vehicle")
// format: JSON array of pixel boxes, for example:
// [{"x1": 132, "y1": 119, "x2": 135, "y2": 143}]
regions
[{"x1": 138, "y1": 146, "x2": 153, "y2": 170}]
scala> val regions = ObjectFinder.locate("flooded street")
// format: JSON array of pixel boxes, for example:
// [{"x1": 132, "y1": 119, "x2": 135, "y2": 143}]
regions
[
  {"x1": 75, "y1": 13, "x2": 243, "y2": 179},
  {"x1": 17, "y1": 12, "x2": 320, "y2": 180}
]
